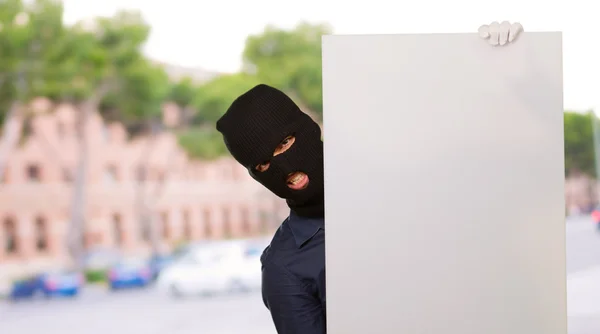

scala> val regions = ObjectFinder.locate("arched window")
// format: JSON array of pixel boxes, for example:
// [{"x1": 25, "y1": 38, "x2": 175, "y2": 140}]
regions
[
  {"x1": 140, "y1": 215, "x2": 150, "y2": 242},
  {"x1": 26, "y1": 164, "x2": 41, "y2": 182},
  {"x1": 34, "y1": 216, "x2": 48, "y2": 251},
  {"x1": 222, "y1": 207, "x2": 232, "y2": 239},
  {"x1": 112, "y1": 214, "x2": 123, "y2": 246},
  {"x1": 240, "y1": 207, "x2": 251, "y2": 235},
  {"x1": 203, "y1": 209, "x2": 212, "y2": 239},
  {"x1": 182, "y1": 210, "x2": 192, "y2": 241},
  {"x1": 259, "y1": 210, "x2": 270, "y2": 234},
  {"x1": 161, "y1": 212, "x2": 169, "y2": 240},
  {"x1": 3, "y1": 217, "x2": 18, "y2": 254}
]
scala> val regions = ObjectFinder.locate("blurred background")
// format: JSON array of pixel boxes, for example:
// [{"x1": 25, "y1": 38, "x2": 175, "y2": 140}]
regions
[{"x1": 0, "y1": 0, "x2": 598, "y2": 334}]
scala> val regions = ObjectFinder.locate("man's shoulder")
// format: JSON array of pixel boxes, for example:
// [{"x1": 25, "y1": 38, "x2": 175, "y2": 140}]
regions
[{"x1": 260, "y1": 219, "x2": 296, "y2": 267}]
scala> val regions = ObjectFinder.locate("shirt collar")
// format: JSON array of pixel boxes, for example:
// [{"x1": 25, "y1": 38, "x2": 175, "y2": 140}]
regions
[{"x1": 287, "y1": 210, "x2": 325, "y2": 248}]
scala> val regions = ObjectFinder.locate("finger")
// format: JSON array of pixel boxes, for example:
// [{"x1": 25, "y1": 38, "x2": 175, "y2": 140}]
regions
[
  {"x1": 488, "y1": 21, "x2": 500, "y2": 46},
  {"x1": 508, "y1": 22, "x2": 524, "y2": 42},
  {"x1": 499, "y1": 21, "x2": 511, "y2": 45},
  {"x1": 478, "y1": 24, "x2": 490, "y2": 39}
]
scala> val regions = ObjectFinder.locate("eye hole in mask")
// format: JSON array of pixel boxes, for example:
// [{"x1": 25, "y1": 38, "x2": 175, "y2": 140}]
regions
[{"x1": 254, "y1": 135, "x2": 296, "y2": 173}]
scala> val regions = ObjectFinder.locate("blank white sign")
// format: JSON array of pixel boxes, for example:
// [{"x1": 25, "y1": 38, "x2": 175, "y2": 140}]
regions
[{"x1": 322, "y1": 33, "x2": 566, "y2": 334}]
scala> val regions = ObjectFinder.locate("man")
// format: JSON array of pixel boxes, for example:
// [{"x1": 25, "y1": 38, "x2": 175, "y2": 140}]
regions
[
  {"x1": 217, "y1": 84, "x2": 326, "y2": 334},
  {"x1": 216, "y1": 21, "x2": 522, "y2": 334}
]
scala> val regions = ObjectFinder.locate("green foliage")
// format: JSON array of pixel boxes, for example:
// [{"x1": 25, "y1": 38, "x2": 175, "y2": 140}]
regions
[
  {"x1": 0, "y1": 0, "x2": 66, "y2": 104},
  {"x1": 177, "y1": 127, "x2": 229, "y2": 160},
  {"x1": 192, "y1": 73, "x2": 262, "y2": 124},
  {"x1": 564, "y1": 111, "x2": 595, "y2": 176},
  {"x1": 0, "y1": 12, "x2": 330, "y2": 160},
  {"x1": 6, "y1": 13, "x2": 592, "y2": 172},
  {"x1": 241, "y1": 22, "x2": 331, "y2": 119},
  {"x1": 84, "y1": 269, "x2": 107, "y2": 283},
  {"x1": 169, "y1": 77, "x2": 195, "y2": 108},
  {"x1": 102, "y1": 59, "x2": 170, "y2": 124}
]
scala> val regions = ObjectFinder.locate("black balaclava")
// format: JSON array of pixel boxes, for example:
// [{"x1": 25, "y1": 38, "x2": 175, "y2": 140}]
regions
[{"x1": 216, "y1": 84, "x2": 324, "y2": 218}]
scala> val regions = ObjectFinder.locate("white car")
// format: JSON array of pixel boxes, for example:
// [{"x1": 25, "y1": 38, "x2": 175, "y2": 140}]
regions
[{"x1": 156, "y1": 240, "x2": 265, "y2": 297}]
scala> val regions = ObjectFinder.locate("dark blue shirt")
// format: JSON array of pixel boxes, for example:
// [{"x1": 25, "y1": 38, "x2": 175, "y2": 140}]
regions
[{"x1": 261, "y1": 210, "x2": 326, "y2": 334}]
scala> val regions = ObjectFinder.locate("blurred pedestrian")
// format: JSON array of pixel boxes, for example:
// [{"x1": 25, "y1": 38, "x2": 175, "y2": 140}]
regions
[{"x1": 216, "y1": 84, "x2": 326, "y2": 334}]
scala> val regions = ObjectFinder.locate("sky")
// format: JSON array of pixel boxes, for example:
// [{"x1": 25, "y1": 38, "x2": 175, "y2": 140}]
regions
[{"x1": 60, "y1": 0, "x2": 598, "y2": 111}]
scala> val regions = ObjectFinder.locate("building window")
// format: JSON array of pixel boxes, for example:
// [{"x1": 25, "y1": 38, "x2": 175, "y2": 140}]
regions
[
  {"x1": 140, "y1": 216, "x2": 150, "y2": 242},
  {"x1": 104, "y1": 165, "x2": 118, "y2": 184},
  {"x1": 1, "y1": 167, "x2": 8, "y2": 184},
  {"x1": 34, "y1": 216, "x2": 48, "y2": 251},
  {"x1": 240, "y1": 208, "x2": 251, "y2": 235},
  {"x1": 161, "y1": 212, "x2": 169, "y2": 240},
  {"x1": 62, "y1": 168, "x2": 72, "y2": 182},
  {"x1": 113, "y1": 214, "x2": 123, "y2": 246},
  {"x1": 3, "y1": 217, "x2": 18, "y2": 254},
  {"x1": 26, "y1": 164, "x2": 41, "y2": 182},
  {"x1": 182, "y1": 210, "x2": 191, "y2": 241},
  {"x1": 203, "y1": 209, "x2": 212, "y2": 238},
  {"x1": 259, "y1": 211, "x2": 270, "y2": 234},
  {"x1": 222, "y1": 208, "x2": 231, "y2": 239}
]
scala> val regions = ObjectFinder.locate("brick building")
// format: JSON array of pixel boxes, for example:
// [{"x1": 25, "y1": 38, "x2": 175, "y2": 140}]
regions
[{"x1": 0, "y1": 99, "x2": 288, "y2": 274}]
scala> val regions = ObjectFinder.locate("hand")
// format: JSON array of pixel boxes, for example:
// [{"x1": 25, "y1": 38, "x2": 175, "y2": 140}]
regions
[{"x1": 478, "y1": 21, "x2": 523, "y2": 46}]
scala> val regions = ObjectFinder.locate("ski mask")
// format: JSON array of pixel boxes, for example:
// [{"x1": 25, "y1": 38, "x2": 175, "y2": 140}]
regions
[{"x1": 216, "y1": 84, "x2": 324, "y2": 218}]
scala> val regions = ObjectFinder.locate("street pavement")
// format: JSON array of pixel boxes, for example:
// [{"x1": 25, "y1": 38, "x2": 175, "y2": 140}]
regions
[
  {"x1": 567, "y1": 216, "x2": 600, "y2": 334},
  {"x1": 0, "y1": 287, "x2": 277, "y2": 334},
  {"x1": 1, "y1": 216, "x2": 600, "y2": 334}
]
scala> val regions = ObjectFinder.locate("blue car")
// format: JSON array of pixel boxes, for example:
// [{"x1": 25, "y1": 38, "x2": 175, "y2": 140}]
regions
[
  {"x1": 108, "y1": 258, "x2": 153, "y2": 290},
  {"x1": 9, "y1": 270, "x2": 83, "y2": 301}
]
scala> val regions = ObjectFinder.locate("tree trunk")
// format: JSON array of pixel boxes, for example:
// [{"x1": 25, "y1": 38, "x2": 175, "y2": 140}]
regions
[
  {"x1": 134, "y1": 125, "x2": 161, "y2": 256},
  {"x1": 0, "y1": 103, "x2": 24, "y2": 183},
  {"x1": 67, "y1": 102, "x2": 91, "y2": 271},
  {"x1": 67, "y1": 84, "x2": 111, "y2": 271}
]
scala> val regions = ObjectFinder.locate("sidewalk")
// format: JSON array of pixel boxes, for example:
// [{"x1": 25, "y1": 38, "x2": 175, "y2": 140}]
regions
[{"x1": 568, "y1": 266, "x2": 600, "y2": 334}]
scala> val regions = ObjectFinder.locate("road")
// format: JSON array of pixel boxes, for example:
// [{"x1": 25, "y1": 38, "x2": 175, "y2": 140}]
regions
[
  {"x1": 1, "y1": 216, "x2": 600, "y2": 334},
  {"x1": 567, "y1": 216, "x2": 600, "y2": 334},
  {"x1": 0, "y1": 288, "x2": 276, "y2": 334}
]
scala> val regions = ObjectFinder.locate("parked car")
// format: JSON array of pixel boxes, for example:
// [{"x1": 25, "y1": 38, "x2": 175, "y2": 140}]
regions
[
  {"x1": 107, "y1": 258, "x2": 153, "y2": 290},
  {"x1": 148, "y1": 254, "x2": 174, "y2": 280},
  {"x1": 156, "y1": 241, "x2": 262, "y2": 298},
  {"x1": 9, "y1": 269, "x2": 84, "y2": 301}
]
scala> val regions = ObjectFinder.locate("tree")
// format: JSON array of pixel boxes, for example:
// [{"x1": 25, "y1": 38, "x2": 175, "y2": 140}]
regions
[
  {"x1": 564, "y1": 110, "x2": 595, "y2": 177},
  {"x1": 167, "y1": 77, "x2": 196, "y2": 128},
  {"x1": 52, "y1": 10, "x2": 163, "y2": 269},
  {"x1": 170, "y1": 22, "x2": 331, "y2": 160},
  {"x1": 192, "y1": 72, "x2": 262, "y2": 124},
  {"x1": 0, "y1": 0, "x2": 66, "y2": 183},
  {"x1": 241, "y1": 22, "x2": 331, "y2": 119},
  {"x1": 172, "y1": 72, "x2": 261, "y2": 160}
]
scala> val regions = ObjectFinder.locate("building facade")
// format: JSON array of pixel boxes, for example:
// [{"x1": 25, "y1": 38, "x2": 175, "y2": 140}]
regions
[{"x1": 0, "y1": 99, "x2": 289, "y2": 275}]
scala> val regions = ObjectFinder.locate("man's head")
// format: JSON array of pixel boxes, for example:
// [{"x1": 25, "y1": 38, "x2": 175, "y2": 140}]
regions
[{"x1": 216, "y1": 84, "x2": 324, "y2": 217}]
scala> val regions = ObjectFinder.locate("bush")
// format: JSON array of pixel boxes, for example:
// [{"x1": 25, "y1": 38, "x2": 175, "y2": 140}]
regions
[
  {"x1": 84, "y1": 269, "x2": 107, "y2": 284},
  {"x1": 177, "y1": 127, "x2": 228, "y2": 160}
]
